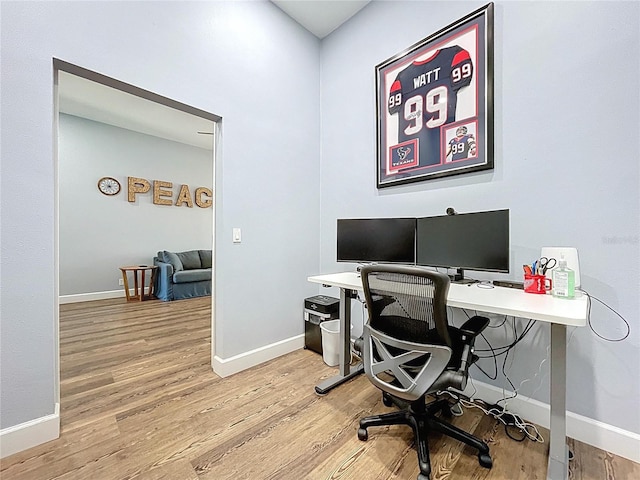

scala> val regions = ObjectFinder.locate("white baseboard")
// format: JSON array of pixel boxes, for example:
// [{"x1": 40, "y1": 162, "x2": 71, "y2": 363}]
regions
[
  {"x1": 213, "y1": 334, "x2": 305, "y2": 378},
  {"x1": 59, "y1": 289, "x2": 126, "y2": 304},
  {"x1": 566, "y1": 410, "x2": 640, "y2": 464},
  {"x1": 0, "y1": 403, "x2": 60, "y2": 459},
  {"x1": 462, "y1": 380, "x2": 640, "y2": 463}
]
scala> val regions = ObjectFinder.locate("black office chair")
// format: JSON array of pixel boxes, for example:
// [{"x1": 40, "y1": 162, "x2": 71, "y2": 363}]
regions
[{"x1": 354, "y1": 264, "x2": 492, "y2": 480}]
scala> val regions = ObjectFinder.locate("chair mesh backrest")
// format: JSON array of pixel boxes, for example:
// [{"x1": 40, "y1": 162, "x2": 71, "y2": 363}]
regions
[
  {"x1": 364, "y1": 268, "x2": 451, "y2": 348},
  {"x1": 360, "y1": 265, "x2": 453, "y2": 400}
]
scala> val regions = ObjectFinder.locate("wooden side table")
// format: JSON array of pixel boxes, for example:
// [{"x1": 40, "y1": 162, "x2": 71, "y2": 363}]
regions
[{"x1": 119, "y1": 265, "x2": 158, "y2": 302}]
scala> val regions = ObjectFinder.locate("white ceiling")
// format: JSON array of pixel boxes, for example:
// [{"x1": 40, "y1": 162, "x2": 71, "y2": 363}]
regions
[
  {"x1": 58, "y1": 71, "x2": 215, "y2": 150},
  {"x1": 58, "y1": 2, "x2": 369, "y2": 148},
  {"x1": 271, "y1": 0, "x2": 370, "y2": 38}
]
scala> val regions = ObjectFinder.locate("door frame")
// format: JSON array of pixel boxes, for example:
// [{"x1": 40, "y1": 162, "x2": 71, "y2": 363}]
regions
[{"x1": 53, "y1": 58, "x2": 220, "y2": 405}]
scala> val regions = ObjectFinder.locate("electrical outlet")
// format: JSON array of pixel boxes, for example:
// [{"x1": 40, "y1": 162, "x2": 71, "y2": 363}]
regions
[{"x1": 118, "y1": 278, "x2": 124, "y2": 286}]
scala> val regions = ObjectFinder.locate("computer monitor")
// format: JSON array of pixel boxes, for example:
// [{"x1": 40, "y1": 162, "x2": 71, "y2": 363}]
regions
[
  {"x1": 336, "y1": 218, "x2": 416, "y2": 264},
  {"x1": 416, "y1": 209, "x2": 509, "y2": 282}
]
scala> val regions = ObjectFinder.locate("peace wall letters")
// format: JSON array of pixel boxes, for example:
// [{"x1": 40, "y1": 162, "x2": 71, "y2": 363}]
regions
[{"x1": 127, "y1": 177, "x2": 212, "y2": 208}]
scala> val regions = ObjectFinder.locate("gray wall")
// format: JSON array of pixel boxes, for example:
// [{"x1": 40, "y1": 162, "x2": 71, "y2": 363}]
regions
[
  {"x1": 59, "y1": 114, "x2": 213, "y2": 296},
  {"x1": 319, "y1": 1, "x2": 639, "y2": 435},
  {"x1": 1, "y1": 1, "x2": 321, "y2": 429}
]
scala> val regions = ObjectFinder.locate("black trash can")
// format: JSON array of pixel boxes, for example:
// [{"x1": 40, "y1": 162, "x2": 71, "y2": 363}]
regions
[{"x1": 304, "y1": 295, "x2": 339, "y2": 355}]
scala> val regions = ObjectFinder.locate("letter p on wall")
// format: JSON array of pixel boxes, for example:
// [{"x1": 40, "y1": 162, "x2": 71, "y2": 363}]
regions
[{"x1": 128, "y1": 177, "x2": 151, "y2": 202}]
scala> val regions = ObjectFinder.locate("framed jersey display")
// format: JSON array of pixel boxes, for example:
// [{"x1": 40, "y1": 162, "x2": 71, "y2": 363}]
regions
[{"x1": 375, "y1": 3, "x2": 494, "y2": 188}]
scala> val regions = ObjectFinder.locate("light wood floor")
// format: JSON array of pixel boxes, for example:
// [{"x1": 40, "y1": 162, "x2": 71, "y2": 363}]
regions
[{"x1": 1, "y1": 296, "x2": 638, "y2": 480}]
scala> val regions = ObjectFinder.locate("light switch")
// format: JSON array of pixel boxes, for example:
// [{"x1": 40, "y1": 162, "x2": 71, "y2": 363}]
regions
[{"x1": 232, "y1": 228, "x2": 241, "y2": 243}]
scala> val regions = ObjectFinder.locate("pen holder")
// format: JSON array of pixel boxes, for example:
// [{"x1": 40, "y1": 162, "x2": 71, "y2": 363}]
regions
[{"x1": 524, "y1": 274, "x2": 552, "y2": 294}]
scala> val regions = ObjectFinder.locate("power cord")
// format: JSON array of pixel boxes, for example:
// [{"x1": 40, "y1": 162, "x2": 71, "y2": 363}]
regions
[
  {"x1": 472, "y1": 316, "x2": 536, "y2": 373},
  {"x1": 486, "y1": 314, "x2": 509, "y2": 329},
  {"x1": 515, "y1": 343, "x2": 550, "y2": 405},
  {"x1": 474, "y1": 332, "x2": 498, "y2": 380},
  {"x1": 438, "y1": 387, "x2": 544, "y2": 443},
  {"x1": 580, "y1": 289, "x2": 631, "y2": 342}
]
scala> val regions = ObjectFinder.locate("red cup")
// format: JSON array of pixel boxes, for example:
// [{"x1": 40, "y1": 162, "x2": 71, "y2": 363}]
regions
[{"x1": 524, "y1": 274, "x2": 552, "y2": 294}]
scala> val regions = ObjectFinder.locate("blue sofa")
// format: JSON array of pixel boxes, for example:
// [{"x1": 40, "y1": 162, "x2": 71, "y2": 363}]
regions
[{"x1": 153, "y1": 249, "x2": 212, "y2": 301}]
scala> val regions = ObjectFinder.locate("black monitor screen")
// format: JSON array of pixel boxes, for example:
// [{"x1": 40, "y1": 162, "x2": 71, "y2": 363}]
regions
[
  {"x1": 416, "y1": 209, "x2": 509, "y2": 273},
  {"x1": 337, "y1": 218, "x2": 416, "y2": 264}
]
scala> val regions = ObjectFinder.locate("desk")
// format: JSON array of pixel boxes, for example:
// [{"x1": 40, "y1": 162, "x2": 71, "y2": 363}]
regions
[
  {"x1": 119, "y1": 265, "x2": 158, "y2": 301},
  {"x1": 308, "y1": 271, "x2": 587, "y2": 480}
]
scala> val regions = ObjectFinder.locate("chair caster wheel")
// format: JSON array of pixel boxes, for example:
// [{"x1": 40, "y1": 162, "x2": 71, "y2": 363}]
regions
[
  {"x1": 357, "y1": 428, "x2": 368, "y2": 441},
  {"x1": 478, "y1": 453, "x2": 493, "y2": 468},
  {"x1": 382, "y1": 392, "x2": 393, "y2": 407},
  {"x1": 417, "y1": 474, "x2": 430, "y2": 480}
]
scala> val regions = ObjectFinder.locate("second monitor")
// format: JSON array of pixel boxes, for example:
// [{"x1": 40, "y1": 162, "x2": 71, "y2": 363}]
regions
[{"x1": 416, "y1": 209, "x2": 510, "y2": 282}]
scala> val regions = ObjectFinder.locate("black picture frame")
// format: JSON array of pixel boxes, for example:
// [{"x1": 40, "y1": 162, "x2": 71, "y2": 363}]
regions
[{"x1": 375, "y1": 3, "x2": 494, "y2": 188}]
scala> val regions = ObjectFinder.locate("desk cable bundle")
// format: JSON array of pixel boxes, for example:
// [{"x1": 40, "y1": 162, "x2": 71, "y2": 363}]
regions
[
  {"x1": 448, "y1": 310, "x2": 544, "y2": 443},
  {"x1": 445, "y1": 291, "x2": 632, "y2": 446},
  {"x1": 438, "y1": 384, "x2": 545, "y2": 443}
]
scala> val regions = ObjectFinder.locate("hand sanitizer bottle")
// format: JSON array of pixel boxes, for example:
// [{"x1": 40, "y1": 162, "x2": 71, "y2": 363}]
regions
[{"x1": 552, "y1": 255, "x2": 575, "y2": 299}]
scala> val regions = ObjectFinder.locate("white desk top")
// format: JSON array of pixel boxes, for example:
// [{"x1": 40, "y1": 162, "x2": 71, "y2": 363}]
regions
[{"x1": 308, "y1": 271, "x2": 588, "y2": 327}]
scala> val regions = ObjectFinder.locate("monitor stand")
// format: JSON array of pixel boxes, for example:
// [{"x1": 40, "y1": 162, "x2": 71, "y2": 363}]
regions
[{"x1": 450, "y1": 268, "x2": 477, "y2": 284}]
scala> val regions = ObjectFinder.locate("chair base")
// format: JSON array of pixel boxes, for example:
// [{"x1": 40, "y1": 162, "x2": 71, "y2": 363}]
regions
[{"x1": 358, "y1": 397, "x2": 492, "y2": 480}]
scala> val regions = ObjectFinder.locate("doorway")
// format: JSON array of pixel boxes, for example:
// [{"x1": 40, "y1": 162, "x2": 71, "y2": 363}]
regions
[{"x1": 54, "y1": 59, "x2": 220, "y2": 405}]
